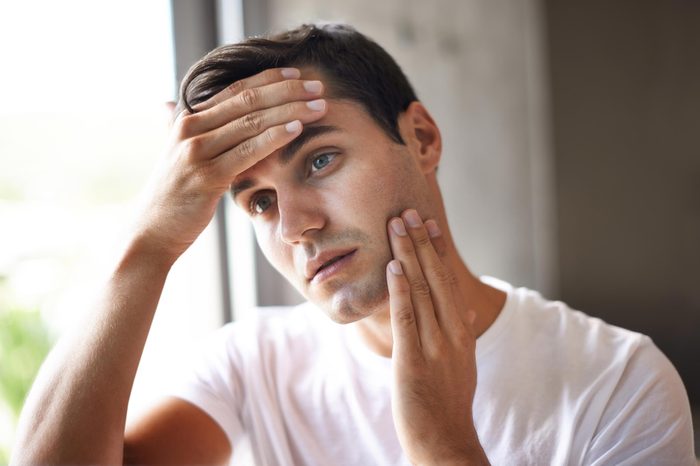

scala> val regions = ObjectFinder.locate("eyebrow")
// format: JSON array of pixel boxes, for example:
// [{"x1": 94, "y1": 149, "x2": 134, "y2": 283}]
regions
[
  {"x1": 231, "y1": 124, "x2": 341, "y2": 200},
  {"x1": 279, "y1": 124, "x2": 340, "y2": 164}
]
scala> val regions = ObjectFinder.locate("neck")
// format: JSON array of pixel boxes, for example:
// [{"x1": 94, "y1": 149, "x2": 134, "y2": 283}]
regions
[{"x1": 351, "y1": 233, "x2": 507, "y2": 359}]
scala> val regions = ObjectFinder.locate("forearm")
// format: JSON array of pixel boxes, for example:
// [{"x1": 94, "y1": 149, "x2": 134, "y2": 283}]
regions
[{"x1": 12, "y1": 238, "x2": 175, "y2": 465}]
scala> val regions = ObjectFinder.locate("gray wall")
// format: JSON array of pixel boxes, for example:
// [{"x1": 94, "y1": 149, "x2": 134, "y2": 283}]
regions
[
  {"x1": 255, "y1": 0, "x2": 557, "y2": 305},
  {"x1": 250, "y1": 1, "x2": 699, "y2": 414},
  {"x1": 545, "y1": 0, "x2": 700, "y2": 406}
]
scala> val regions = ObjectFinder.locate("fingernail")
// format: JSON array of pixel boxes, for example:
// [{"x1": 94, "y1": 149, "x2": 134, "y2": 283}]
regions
[
  {"x1": 388, "y1": 260, "x2": 403, "y2": 275},
  {"x1": 285, "y1": 120, "x2": 301, "y2": 133},
  {"x1": 403, "y1": 209, "x2": 422, "y2": 228},
  {"x1": 425, "y1": 219, "x2": 442, "y2": 238},
  {"x1": 303, "y1": 80, "x2": 323, "y2": 93},
  {"x1": 390, "y1": 218, "x2": 407, "y2": 236},
  {"x1": 281, "y1": 68, "x2": 300, "y2": 79},
  {"x1": 306, "y1": 99, "x2": 326, "y2": 111}
]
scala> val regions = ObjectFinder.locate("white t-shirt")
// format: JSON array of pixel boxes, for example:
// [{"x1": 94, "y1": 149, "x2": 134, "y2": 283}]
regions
[{"x1": 172, "y1": 277, "x2": 695, "y2": 465}]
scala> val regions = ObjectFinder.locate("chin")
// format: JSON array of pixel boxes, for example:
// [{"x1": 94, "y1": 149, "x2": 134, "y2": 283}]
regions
[{"x1": 319, "y1": 284, "x2": 389, "y2": 325}]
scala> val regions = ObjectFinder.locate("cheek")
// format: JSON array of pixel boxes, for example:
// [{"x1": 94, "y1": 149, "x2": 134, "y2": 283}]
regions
[
  {"x1": 345, "y1": 162, "x2": 403, "y2": 208},
  {"x1": 254, "y1": 224, "x2": 292, "y2": 273},
  {"x1": 355, "y1": 166, "x2": 419, "y2": 219}
]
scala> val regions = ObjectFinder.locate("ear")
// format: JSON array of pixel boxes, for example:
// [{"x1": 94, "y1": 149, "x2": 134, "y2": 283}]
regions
[{"x1": 398, "y1": 101, "x2": 442, "y2": 174}]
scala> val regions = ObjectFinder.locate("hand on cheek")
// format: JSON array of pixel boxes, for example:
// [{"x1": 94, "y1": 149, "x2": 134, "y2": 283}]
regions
[{"x1": 385, "y1": 209, "x2": 489, "y2": 465}]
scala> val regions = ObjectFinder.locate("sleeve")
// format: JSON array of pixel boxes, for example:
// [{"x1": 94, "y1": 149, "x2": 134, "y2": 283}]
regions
[
  {"x1": 169, "y1": 323, "x2": 248, "y2": 449},
  {"x1": 583, "y1": 336, "x2": 696, "y2": 465}
]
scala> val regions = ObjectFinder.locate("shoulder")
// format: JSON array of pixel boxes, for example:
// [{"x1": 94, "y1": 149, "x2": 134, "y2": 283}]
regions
[
  {"x1": 482, "y1": 277, "x2": 695, "y2": 463},
  {"x1": 582, "y1": 337, "x2": 695, "y2": 463},
  {"x1": 169, "y1": 302, "x2": 331, "y2": 439},
  {"x1": 207, "y1": 301, "x2": 333, "y2": 365},
  {"x1": 482, "y1": 276, "x2": 646, "y2": 362}
]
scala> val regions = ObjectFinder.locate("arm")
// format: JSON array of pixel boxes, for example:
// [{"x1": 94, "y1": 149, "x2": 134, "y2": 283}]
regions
[
  {"x1": 123, "y1": 397, "x2": 232, "y2": 465},
  {"x1": 11, "y1": 67, "x2": 328, "y2": 465},
  {"x1": 386, "y1": 209, "x2": 490, "y2": 466}
]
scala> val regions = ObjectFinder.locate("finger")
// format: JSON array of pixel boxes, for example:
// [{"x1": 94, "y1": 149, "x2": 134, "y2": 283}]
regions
[
  {"x1": 401, "y1": 210, "x2": 464, "y2": 335},
  {"x1": 216, "y1": 120, "x2": 303, "y2": 182},
  {"x1": 388, "y1": 217, "x2": 441, "y2": 348},
  {"x1": 196, "y1": 78, "x2": 325, "y2": 134},
  {"x1": 425, "y1": 217, "x2": 467, "y2": 324},
  {"x1": 425, "y1": 219, "x2": 448, "y2": 258},
  {"x1": 193, "y1": 67, "x2": 301, "y2": 112},
  {"x1": 386, "y1": 259, "x2": 422, "y2": 358},
  {"x1": 202, "y1": 98, "x2": 327, "y2": 159},
  {"x1": 425, "y1": 219, "x2": 471, "y2": 330}
]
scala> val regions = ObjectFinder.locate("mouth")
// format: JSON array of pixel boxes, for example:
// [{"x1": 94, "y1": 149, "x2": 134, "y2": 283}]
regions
[{"x1": 310, "y1": 249, "x2": 357, "y2": 283}]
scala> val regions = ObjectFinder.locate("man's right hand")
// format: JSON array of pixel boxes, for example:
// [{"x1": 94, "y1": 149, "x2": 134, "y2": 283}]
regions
[
  {"x1": 134, "y1": 67, "x2": 327, "y2": 262},
  {"x1": 11, "y1": 68, "x2": 327, "y2": 466}
]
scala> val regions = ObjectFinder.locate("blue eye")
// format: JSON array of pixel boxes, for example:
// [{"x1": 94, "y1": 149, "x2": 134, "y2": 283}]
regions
[
  {"x1": 311, "y1": 153, "x2": 336, "y2": 172},
  {"x1": 251, "y1": 193, "x2": 275, "y2": 215}
]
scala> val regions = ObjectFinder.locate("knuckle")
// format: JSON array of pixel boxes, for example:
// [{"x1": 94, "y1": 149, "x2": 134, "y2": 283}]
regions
[
  {"x1": 433, "y1": 265, "x2": 454, "y2": 284},
  {"x1": 413, "y1": 232, "x2": 433, "y2": 248},
  {"x1": 176, "y1": 114, "x2": 197, "y2": 139},
  {"x1": 447, "y1": 270, "x2": 458, "y2": 285},
  {"x1": 241, "y1": 112, "x2": 264, "y2": 133},
  {"x1": 183, "y1": 135, "x2": 205, "y2": 157},
  {"x1": 263, "y1": 128, "x2": 276, "y2": 147},
  {"x1": 227, "y1": 80, "x2": 243, "y2": 96},
  {"x1": 284, "y1": 102, "x2": 303, "y2": 121},
  {"x1": 175, "y1": 108, "x2": 191, "y2": 124},
  {"x1": 409, "y1": 278, "x2": 431, "y2": 298},
  {"x1": 395, "y1": 307, "x2": 416, "y2": 327},
  {"x1": 285, "y1": 79, "x2": 298, "y2": 94},
  {"x1": 236, "y1": 138, "x2": 256, "y2": 160},
  {"x1": 240, "y1": 88, "x2": 260, "y2": 107},
  {"x1": 397, "y1": 240, "x2": 415, "y2": 256}
]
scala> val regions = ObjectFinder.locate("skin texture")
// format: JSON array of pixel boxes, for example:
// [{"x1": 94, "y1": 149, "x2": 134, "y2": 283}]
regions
[
  {"x1": 232, "y1": 71, "x2": 501, "y2": 463},
  {"x1": 385, "y1": 213, "x2": 489, "y2": 465},
  {"x1": 12, "y1": 68, "x2": 328, "y2": 465},
  {"x1": 11, "y1": 66, "x2": 504, "y2": 465},
  {"x1": 232, "y1": 97, "x2": 436, "y2": 324}
]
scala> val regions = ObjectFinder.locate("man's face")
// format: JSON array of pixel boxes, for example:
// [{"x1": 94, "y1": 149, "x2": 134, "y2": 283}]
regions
[{"x1": 232, "y1": 98, "x2": 434, "y2": 324}]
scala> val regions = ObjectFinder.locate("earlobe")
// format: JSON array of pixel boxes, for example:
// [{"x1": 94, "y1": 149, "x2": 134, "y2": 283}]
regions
[{"x1": 400, "y1": 102, "x2": 442, "y2": 174}]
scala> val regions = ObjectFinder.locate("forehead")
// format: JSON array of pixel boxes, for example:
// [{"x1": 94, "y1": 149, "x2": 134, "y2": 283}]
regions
[{"x1": 231, "y1": 98, "x2": 391, "y2": 188}]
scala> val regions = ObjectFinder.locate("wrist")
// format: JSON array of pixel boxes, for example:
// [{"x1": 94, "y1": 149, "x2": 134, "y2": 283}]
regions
[{"x1": 418, "y1": 430, "x2": 489, "y2": 466}]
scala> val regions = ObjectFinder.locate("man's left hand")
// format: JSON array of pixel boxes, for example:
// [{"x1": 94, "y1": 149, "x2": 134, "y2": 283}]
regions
[{"x1": 386, "y1": 209, "x2": 489, "y2": 466}]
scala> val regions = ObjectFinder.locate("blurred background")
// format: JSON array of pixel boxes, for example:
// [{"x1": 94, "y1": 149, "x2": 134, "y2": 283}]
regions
[{"x1": 0, "y1": 0, "x2": 697, "y2": 462}]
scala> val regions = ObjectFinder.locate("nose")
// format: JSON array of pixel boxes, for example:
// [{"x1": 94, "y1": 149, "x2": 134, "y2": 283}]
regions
[{"x1": 277, "y1": 188, "x2": 326, "y2": 244}]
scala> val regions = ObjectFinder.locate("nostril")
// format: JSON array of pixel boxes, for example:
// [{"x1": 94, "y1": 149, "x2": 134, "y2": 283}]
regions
[{"x1": 278, "y1": 202, "x2": 326, "y2": 243}]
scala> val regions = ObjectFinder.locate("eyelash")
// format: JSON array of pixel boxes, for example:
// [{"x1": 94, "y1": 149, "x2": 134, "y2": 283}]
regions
[
  {"x1": 248, "y1": 152, "x2": 339, "y2": 217},
  {"x1": 309, "y1": 151, "x2": 338, "y2": 173},
  {"x1": 249, "y1": 191, "x2": 275, "y2": 216}
]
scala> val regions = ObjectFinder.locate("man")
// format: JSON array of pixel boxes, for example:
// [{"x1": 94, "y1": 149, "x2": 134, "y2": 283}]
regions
[{"x1": 13, "y1": 23, "x2": 695, "y2": 465}]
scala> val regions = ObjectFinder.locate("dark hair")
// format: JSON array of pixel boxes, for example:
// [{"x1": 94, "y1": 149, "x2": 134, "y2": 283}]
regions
[{"x1": 178, "y1": 23, "x2": 418, "y2": 144}]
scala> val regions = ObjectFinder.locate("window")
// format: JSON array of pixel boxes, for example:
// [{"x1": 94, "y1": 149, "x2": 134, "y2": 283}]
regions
[{"x1": 0, "y1": 1, "x2": 224, "y2": 458}]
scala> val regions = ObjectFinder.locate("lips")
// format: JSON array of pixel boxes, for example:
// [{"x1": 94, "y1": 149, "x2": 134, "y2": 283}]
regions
[{"x1": 305, "y1": 249, "x2": 357, "y2": 281}]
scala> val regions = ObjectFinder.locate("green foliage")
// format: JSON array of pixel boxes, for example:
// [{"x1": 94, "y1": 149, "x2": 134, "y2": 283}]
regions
[{"x1": 0, "y1": 308, "x2": 53, "y2": 418}]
